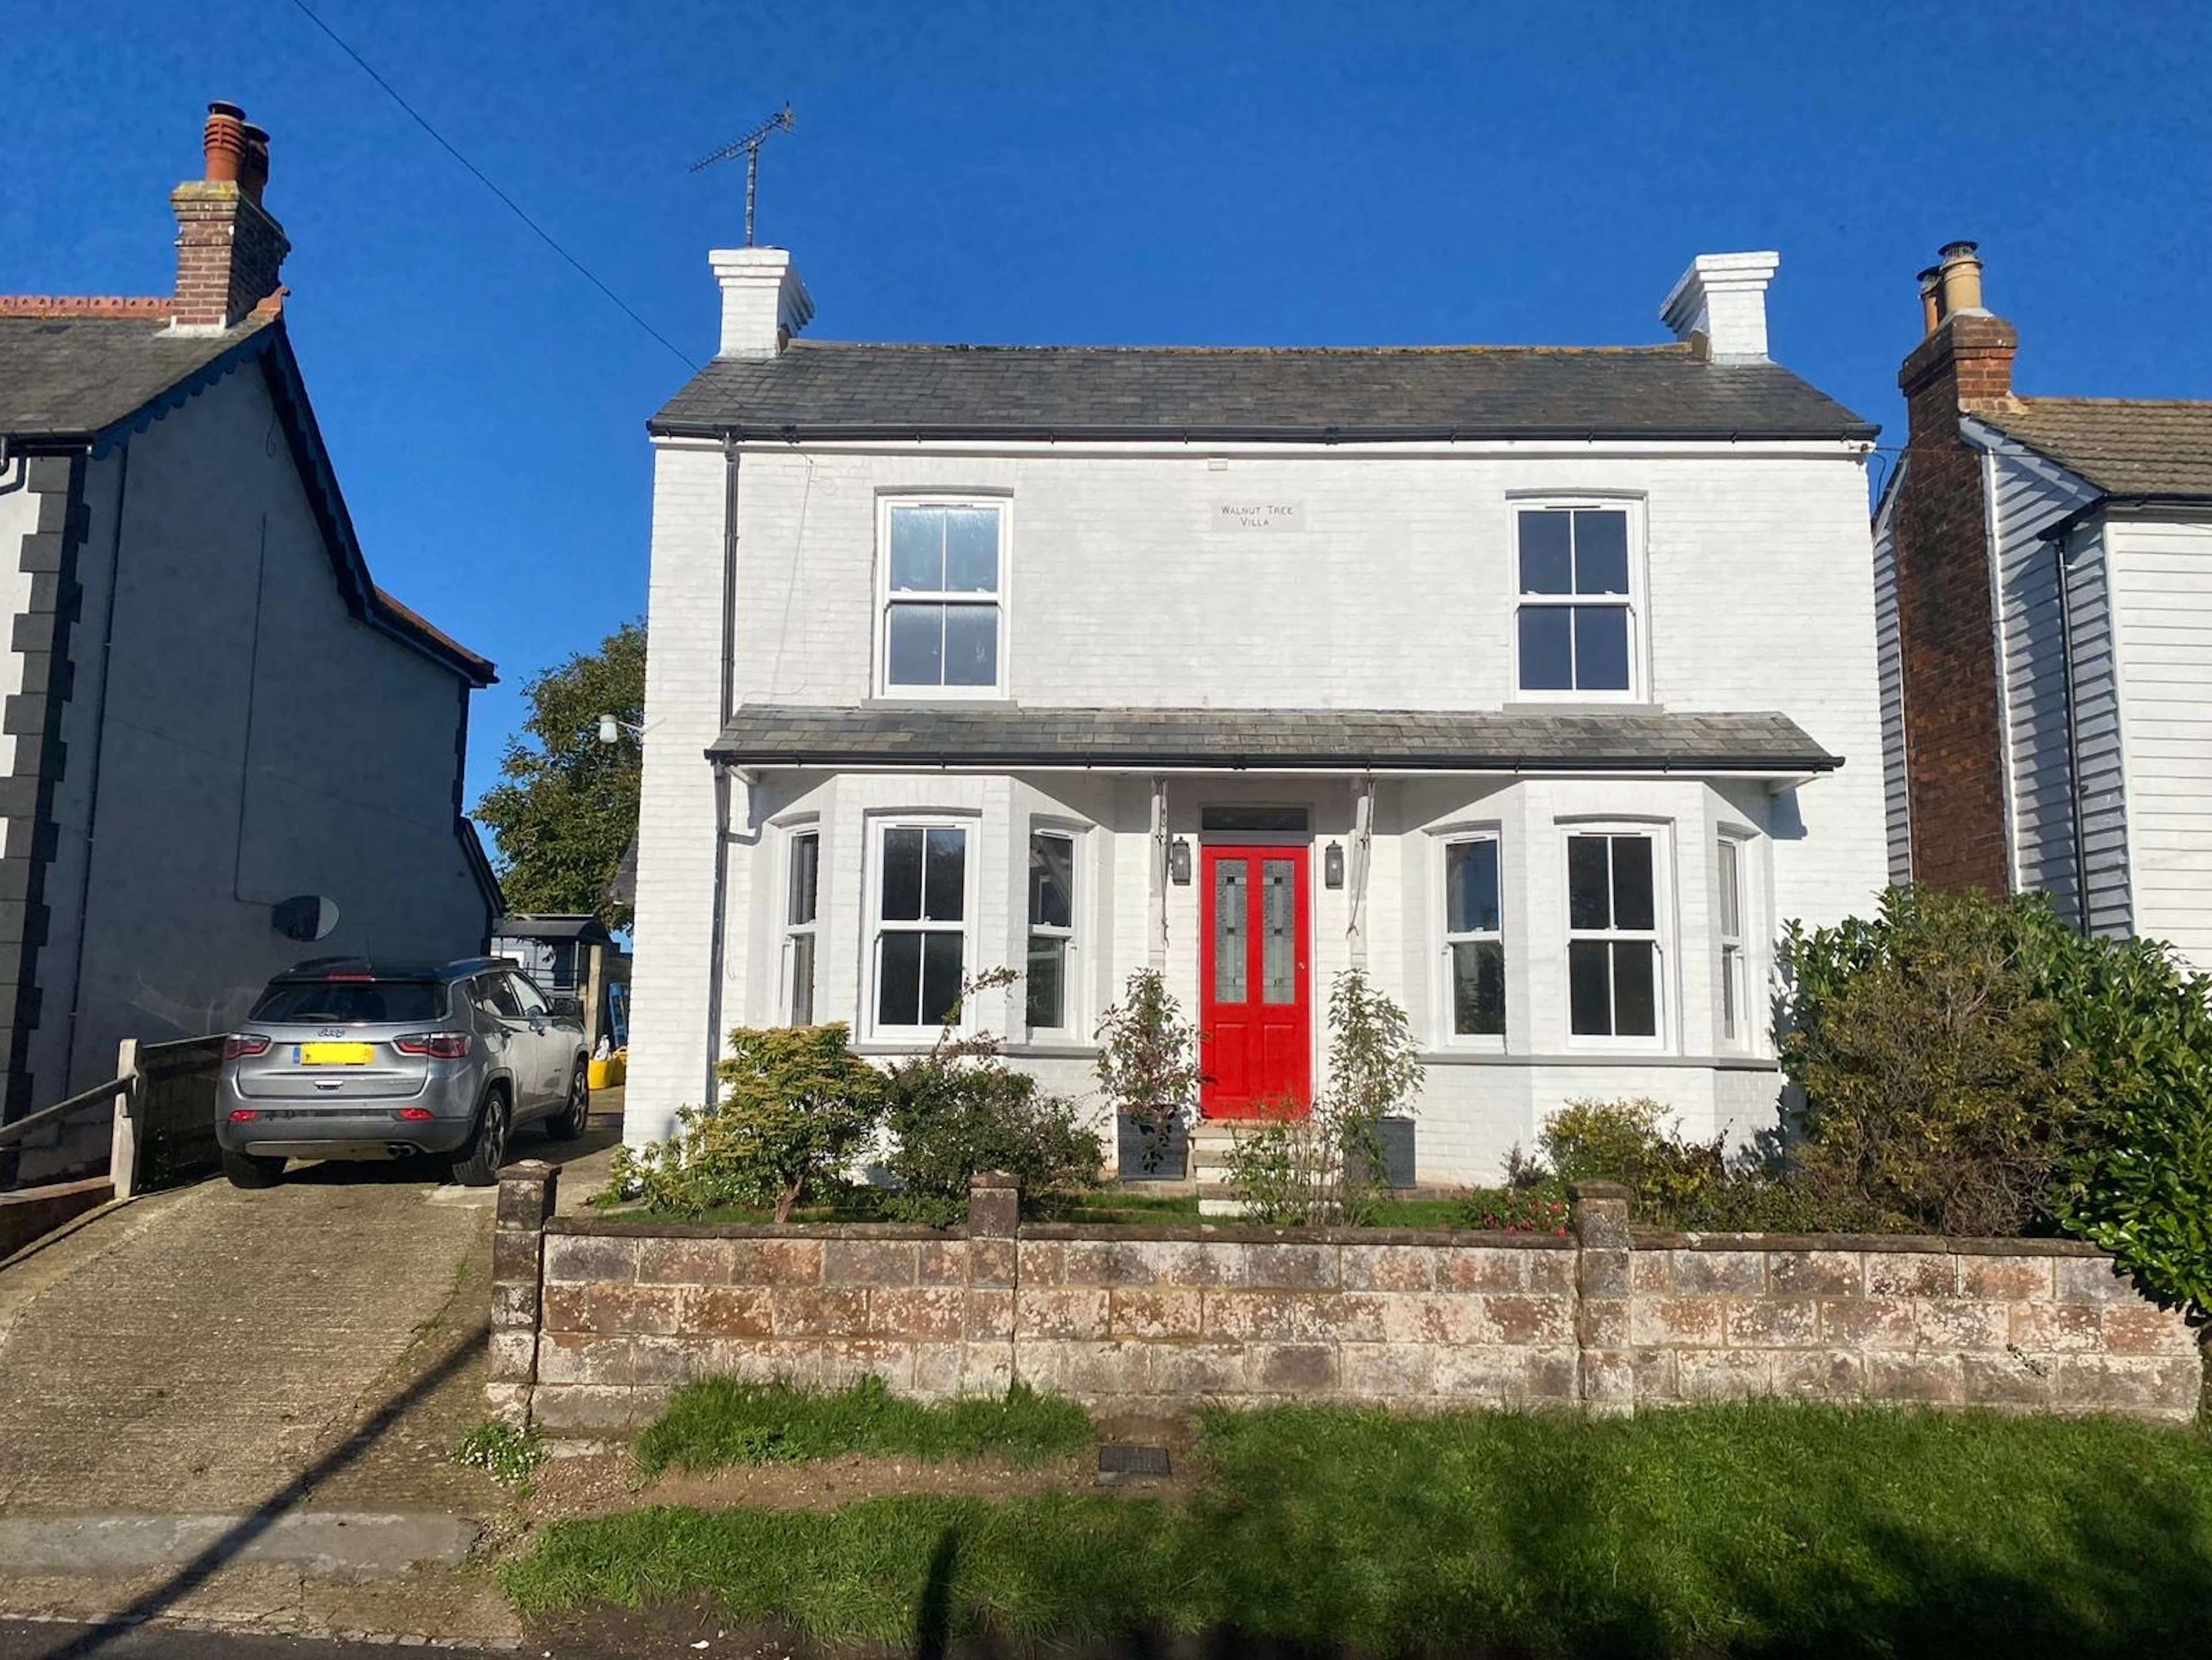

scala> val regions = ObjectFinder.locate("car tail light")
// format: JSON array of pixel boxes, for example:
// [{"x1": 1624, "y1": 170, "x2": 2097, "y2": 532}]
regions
[
  {"x1": 393, "y1": 1032, "x2": 471, "y2": 1060},
  {"x1": 396, "y1": 1106, "x2": 435, "y2": 1121},
  {"x1": 223, "y1": 1034, "x2": 271, "y2": 1061},
  {"x1": 228, "y1": 1109, "x2": 260, "y2": 1122}
]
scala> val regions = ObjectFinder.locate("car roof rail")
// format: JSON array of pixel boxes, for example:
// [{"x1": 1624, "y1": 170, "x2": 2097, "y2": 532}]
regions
[{"x1": 443, "y1": 955, "x2": 520, "y2": 977}]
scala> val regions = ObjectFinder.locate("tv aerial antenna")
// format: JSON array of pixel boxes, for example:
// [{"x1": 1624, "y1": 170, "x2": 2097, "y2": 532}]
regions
[{"x1": 690, "y1": 104, "x2": 797, "y2": 247}]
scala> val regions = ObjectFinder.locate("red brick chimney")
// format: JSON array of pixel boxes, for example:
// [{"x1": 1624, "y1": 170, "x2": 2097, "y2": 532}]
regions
[
  {"x1": 1891, "y1": 241, "x2": 2021, "y2": 895},
  {"x1": 170, "y1": 101, "x2": 290, "y2": 330}
]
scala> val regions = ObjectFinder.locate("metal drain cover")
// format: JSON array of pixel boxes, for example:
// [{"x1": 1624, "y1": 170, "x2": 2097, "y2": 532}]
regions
[{"x1": 1098, "y1": 1443, "x2": 1172, "y2": 1479}]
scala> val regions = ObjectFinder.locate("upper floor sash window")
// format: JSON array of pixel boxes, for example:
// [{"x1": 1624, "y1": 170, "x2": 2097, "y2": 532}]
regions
[
  {"x1": 1514, "y1": 504, "x2": 1641, "y2": 697},
  {"x1": 881, "y1": 500, "x2": 1005, "y2": 696}
]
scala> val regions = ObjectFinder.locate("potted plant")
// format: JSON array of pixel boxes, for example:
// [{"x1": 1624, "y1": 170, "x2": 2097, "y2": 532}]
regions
[{"x1": 1094, "y1": 968, "x2": 1202, "y2": 1177}]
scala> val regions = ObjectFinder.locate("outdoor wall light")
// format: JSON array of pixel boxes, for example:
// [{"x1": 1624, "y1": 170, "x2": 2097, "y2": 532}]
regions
[
  {"x1": 1324, "y1": 841, "x2": 1346, "y2": 888},
  {"x1": 1168, "y1": 837, "x2": 1192, "y2": 885}
]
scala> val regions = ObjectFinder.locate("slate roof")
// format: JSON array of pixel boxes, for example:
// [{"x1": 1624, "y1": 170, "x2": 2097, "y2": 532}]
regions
[
  {"x1": 707, "y1": 705, "x2": 1842, "y2": 774},
  {"x1": 653, "y1": 341, "x2": 1876, "y2": 443},
  {"x1": 0, "y1": 314, "x2": 272, "y2": 441},
  {"x1": 1978, "y1": 398, "x2": 2212, "y2": 499},
  {"x1": 0, "y1": 309, "x2": 495, "y2": 686}
]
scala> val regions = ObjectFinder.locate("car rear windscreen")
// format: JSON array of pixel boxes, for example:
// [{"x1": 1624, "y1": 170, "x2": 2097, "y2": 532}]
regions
[{"x1": 249, "y1": 980, "x2": 446, "y2": 1025}]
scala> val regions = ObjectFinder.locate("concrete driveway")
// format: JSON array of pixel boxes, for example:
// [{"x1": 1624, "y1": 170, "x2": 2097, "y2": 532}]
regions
[{"x1": 0, "y1": 1102, "x2": 624, "y2": 1639}]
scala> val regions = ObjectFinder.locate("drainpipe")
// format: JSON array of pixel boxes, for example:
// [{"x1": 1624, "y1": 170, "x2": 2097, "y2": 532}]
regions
[
  {"x1": 2054, "y1": 532, "x2": 2090, "y2": 934},
  {"x1": 1148, "y1": 776, "x2": 1168, "y2": 971},
  {"x1": 702, "y1": 437, "x2": 743, "y2": 1105}
]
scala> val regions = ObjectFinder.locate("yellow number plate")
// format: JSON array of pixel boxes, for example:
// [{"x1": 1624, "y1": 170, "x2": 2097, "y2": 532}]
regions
[{"x1": 298, "y1": 1043, "x2": 373, "y2": 1066}]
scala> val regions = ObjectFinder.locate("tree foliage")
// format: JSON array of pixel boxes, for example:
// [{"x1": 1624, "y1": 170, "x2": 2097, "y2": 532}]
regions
[{"x1": 475, "y1": 620, "x2": 645, "y2": 928}]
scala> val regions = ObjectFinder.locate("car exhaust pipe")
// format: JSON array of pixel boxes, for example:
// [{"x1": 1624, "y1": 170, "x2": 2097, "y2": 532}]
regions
[{"x1": 386, "y1": 1143, "x2": 418, "y2": 1159}]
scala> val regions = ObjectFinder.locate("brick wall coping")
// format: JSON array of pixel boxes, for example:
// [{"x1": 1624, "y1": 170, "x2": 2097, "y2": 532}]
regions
[{"x1": 1628, "y1": 1227, "x2": 2115, "y2": 1258}]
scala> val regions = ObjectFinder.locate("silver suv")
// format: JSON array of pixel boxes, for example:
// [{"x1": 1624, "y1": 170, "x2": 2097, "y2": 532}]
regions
[{"x1": 217, "y1": 956, "x2": 590, "y2": 1189}]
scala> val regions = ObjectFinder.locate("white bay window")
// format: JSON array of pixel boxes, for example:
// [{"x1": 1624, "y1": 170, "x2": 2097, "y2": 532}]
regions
[{"x1": 871, "y1": 821, "x2": 971, "y2": 1034}]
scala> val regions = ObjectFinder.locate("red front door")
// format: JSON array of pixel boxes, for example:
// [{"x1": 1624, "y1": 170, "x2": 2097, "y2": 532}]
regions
[{"x1": 1199, "y1": 843, "x2": 1312, "y2": 1117}]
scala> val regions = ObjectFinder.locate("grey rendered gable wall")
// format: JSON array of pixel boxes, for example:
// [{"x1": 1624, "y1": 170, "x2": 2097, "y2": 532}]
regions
[
  {"x1": 0, "y1": 453, "x2": 89, "y2": 1121},
  {"x1": 1870, "y1": 461, "x2": 1911, "y2": 886},
  {"x1": 1967, "y1": 421, "x2": 2131, "y2": 937}
]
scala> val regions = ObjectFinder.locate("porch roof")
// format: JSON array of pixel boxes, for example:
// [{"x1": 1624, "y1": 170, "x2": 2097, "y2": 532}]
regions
[{"x1": 706, "y1": 706, "x2": 1842, "y2": 776}]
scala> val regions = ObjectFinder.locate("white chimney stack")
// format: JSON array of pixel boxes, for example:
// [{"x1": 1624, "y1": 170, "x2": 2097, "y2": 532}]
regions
[
  {"x1": 1660, "y1": 251, "x2": 1781, "y2": 362},
  {"x1": 710, "y1": 246, "x2": 813, "y2": 359}
]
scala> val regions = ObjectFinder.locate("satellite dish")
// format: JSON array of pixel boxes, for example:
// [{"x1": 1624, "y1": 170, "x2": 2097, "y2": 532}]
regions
[{"x1": 271, "y1": 895, "x2": 340, "y2": 942}]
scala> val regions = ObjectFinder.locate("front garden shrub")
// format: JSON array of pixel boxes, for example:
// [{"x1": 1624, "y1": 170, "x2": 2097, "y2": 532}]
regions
[
  {"x1": 880, "y1": 968, "x2": 1103, "y2": 1224},
  {"x1": 881, "y1": 1055, "x2": 1102, "y2": 1224},
  {"x1": 1223, "y1": 970, "x2": 1422, "y2": 1225},
  {"x1": 607, "y1": 1024, "x2": 884, "y2": 1221},
  {"x1": 1456, "y1": 1185, "x2": 1570, "y2": 1234},
  {"x1": 1785, "y1": 885, "x2": 2212, "y2": 1320},
  {"x1": 1781, "y1": 888, "x2": 2086, "y2": 1238},
  {"x1": 1515, "y1": 1097, "x2": 1885, "y2": 1234}
]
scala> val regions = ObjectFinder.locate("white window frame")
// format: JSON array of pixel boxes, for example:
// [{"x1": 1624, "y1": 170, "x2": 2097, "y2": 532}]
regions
[
  {"x1": 1716, "y1": 832, "x2": 1752, "y2": 1051},
  {"x1": 1435, "y1": 827, "x2": 1507, "y2": 1050},
  {"x1": 1508, "y1": 496, "x2": 1647, "y2": 703},
  {"x1": 864, "y1": 814, "x2": 979, "y2": 1041},
  {"x1": 779, "y1": 823, "x2": 821, "y2": 1026},
  {"x1": 1562, "y1": 822, "x2": 1671, "y2": 1052},
  {"x1": 875, "y1": 495, "x2": 1011, "y2": 700},
  {"x1": 1024, "y1": 822, "x2": 1082, "y2": 1039}
]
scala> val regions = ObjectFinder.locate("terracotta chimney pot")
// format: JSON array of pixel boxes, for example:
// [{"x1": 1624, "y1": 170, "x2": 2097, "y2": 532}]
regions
[
  {"x1": 240, "y1": 123, "x2": 271, "y2": 203},
  {"x1": 203, "y1": 101, "x2": 247, "y2": 183},
  {"x1": 1917, "y1": 266, "x2": 1944, "y2": 335}
]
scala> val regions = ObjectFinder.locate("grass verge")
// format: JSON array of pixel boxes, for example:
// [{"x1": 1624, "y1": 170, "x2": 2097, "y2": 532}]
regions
[
  {"x1": 509, "y1": 1400, "x2": 2212, "y2": 1657},
  {"x1": 632, "y1": 1377, "x2": 1094, "y2": 1477}
]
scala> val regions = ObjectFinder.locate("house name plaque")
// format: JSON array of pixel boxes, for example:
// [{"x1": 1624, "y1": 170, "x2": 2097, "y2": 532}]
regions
[{"x1": 1212, "y1": 502, "x2": 1306, "y2": 532}]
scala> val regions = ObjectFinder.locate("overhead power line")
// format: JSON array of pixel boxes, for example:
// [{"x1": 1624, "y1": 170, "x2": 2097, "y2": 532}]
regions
[{"x1": 283, "y1": 0, "x2": 695, "y2": 370}]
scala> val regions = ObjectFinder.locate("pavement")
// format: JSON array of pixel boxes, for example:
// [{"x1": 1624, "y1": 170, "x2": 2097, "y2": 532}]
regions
[
  {"x1": 0, "y1": 1100, "x2": 627, "y2": 1649},
  {"x1": 0, "y1": 1622, "x2": 518, "y2": 1659}
]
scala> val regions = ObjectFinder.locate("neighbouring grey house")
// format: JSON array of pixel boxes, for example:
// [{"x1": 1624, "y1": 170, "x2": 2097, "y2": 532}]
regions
[{"x1": 0, "y1": 102, "x2": 499, "y2": 1125}]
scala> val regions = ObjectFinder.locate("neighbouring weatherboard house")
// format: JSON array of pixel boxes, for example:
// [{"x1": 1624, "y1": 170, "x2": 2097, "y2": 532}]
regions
[
  {"x1": 624, "y1": 241, "x2": 1888, "y2": 1183},
  {"x1": 1874, "y1": 243, "x2": 2212, "y2": 971},
  {"x1": 0, "y1": 104, "x2": 498, "y2": 1128}
]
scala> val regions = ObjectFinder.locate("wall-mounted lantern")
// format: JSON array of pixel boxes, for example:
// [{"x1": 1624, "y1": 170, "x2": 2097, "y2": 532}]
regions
[
  {"x1": 1323, "y1": 841, "x2": 1346, "y2": 888},
  {"x1": 1168, "y1": 837, "x2": 1192, "y2": 885}
]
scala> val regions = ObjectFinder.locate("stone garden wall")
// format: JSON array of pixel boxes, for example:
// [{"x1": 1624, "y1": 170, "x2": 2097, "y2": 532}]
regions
[{"x1": 486, "y1": 1168, "x2": 2202, "y2": 1434}]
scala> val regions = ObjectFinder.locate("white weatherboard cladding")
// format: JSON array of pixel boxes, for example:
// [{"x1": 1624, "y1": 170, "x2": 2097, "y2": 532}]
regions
[
  {"x1": 22, "y1": 366, "x2": 486, "y2": 1100},
  {"x1": 2105, "y1": 516, "x2": 2212, "y2": 972},
  {"x1": 1983, "y1": 439, "x2": 2103, "y2": 925},
  {"x1": 626, "y1": 435, "x2": 1888, "y2": 1178},
  {"x1": 1870, "y1": 468, "x2": 1911, "y2": 885}
]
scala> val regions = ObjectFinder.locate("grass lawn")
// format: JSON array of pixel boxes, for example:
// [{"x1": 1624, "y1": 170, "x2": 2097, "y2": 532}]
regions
[
  {"x1": 506, "y1": 1400, "x2": 2212, "y2": 1657},
  {"x1": 634, "y1": 1376, "x2": 1093, "y2": 1476}
]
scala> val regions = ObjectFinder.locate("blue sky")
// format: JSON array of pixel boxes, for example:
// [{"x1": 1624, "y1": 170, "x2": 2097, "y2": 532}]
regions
[{"x1": 4, "y1": 1, "x2": 2208, "y2": 810}]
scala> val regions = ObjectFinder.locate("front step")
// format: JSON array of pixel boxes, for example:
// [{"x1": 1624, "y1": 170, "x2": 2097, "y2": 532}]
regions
[{"x1": 1188, "y1": 1120, "x2": 1261, "y2": 1217}]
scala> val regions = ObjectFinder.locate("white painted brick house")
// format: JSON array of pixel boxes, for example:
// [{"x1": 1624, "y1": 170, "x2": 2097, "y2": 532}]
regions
[{"x1": 625, "y1": 243, "x2": 1889, "y2": 1183}]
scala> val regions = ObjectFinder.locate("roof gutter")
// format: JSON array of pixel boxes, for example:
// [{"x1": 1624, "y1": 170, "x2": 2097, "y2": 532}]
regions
[
  {"x1": 698, "y1": 750, "x2": 1841, "y2": 781},
  {"x1": 647, "y1": 419, "x2": 1882, "y2": 445}
]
